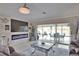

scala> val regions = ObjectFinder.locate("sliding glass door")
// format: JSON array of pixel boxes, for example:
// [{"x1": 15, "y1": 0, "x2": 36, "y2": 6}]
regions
[
  {"x1": 56, "y1": 24, "x2": 71, "y2": 44},
  {"x1": 37, "y1": 23, "x2": 71, "y2": 44}
]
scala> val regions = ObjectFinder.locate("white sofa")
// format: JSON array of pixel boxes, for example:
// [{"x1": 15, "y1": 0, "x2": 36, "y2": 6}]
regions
[{"x1": 0, "y1": 44, "x2": 25, "y2": 56}]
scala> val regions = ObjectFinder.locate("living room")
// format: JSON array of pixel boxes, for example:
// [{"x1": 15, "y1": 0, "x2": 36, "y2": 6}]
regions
[{"x1": 0, "y1": 3, "x2": 79, "y2": 56}]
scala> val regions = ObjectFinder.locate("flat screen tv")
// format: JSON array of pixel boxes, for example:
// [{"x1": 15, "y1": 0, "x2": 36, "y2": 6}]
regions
[{"x1": 11, "y1": 19, "x2": 28, "y2": 32}]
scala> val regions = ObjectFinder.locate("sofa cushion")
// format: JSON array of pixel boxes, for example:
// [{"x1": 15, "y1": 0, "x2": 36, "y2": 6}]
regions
[
  {"x1": 0, "y1": 45, "x2": 10, "y2": 56},
  {"x1": 0, "y1": 52, "x2": 7, "y2": 56}
]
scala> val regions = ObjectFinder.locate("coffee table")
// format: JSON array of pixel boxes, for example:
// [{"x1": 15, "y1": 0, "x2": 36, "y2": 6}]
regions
[{"x1": 31, "y1": 41, "x2": 55, "y2": 56}]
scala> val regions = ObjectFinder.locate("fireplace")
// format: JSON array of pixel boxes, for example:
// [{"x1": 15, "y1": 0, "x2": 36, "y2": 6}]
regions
[{"x1": 12, "y1": 34, "x2": 28, "y2": 40}]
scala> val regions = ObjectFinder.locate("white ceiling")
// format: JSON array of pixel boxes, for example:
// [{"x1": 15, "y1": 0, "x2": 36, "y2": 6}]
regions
[{"x1": 0, "y1": 3, "x2": 79, "y2": 23}]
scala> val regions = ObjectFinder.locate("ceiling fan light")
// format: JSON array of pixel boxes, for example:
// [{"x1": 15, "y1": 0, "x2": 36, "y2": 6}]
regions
[{"x1": 19, "y1": 6, "x2": 30, "y2": 14}]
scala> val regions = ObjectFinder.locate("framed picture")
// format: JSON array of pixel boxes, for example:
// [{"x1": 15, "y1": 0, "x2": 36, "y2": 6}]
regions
[{"x1": 5, "y1": 25, "x2": 9, "y2": 30}]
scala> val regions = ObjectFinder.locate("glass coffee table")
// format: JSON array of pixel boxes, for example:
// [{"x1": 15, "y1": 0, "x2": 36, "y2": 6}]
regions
[{"x1": 31, "y1": 41, "x2": 55, "y2": 56}]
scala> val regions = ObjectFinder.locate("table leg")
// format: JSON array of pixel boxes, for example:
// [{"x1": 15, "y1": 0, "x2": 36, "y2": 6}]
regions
[
  {"x1": 52, "y1": 46, "x2": 55, "y2": 55},
  {"x1": 31, "y1": 48, "x2": 36, "y2": 55}
]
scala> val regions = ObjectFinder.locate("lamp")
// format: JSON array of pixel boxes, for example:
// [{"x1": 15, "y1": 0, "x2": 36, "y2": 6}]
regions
[{"x1": 19, "y1": 3, "x2": 30, "y2": 14}]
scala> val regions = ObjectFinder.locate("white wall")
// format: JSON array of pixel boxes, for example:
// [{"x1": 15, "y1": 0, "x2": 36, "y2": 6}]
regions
[{"x1": 0, "y1": 16, "x2": 10, "y2": 45}]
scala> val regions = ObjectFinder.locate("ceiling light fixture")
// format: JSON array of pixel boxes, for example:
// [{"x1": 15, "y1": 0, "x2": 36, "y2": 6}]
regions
[{"x1": 19, "y1": 3, "x2": 30, "y2": 14}]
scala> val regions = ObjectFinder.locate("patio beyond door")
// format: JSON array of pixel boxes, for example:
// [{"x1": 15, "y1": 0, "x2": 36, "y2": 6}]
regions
[{"x1": 37, "y1": 23, "x2": 71, "y2": 44}]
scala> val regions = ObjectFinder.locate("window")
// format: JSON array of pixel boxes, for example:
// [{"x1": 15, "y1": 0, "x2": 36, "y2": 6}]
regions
[{"x1": 37, "y1": 23, "x2": 71, "y2": 44}]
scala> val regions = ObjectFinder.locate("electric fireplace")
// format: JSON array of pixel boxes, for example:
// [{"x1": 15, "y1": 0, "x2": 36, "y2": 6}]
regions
[{"x1": 12, "y1": 34, "x2": 28, "y2": 40}]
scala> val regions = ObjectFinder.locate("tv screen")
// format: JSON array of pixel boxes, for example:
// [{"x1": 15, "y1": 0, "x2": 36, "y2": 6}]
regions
[{"x1": 11, "y1": 19, "x2": 28, "y2": 32}]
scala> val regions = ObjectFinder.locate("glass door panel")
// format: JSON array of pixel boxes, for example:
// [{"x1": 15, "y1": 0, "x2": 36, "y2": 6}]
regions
[
  {"x1": 37, "y1": 26, "x2": 43, "y2": 40},
  {"x1": 62, "y1": 26, "x2": 70, "y2": 36},
  {"x1": 57, "y1": 24, "x2": 62, "y2": 35},
  {"x1": 56, "y1": 24, "x2": 71, "y2": 44},
  {"x1": 61, "y1": 25, "x2": 70, "y2": 44},
  {"x1": 42, "y1": 26, "x2": 51, "y2": 40},
  {"x1": 51, "y1": 25, "x2": 56, "y2": 41}
]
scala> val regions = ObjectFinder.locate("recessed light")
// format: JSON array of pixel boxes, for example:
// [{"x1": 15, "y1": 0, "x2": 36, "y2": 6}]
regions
[{"x1": 42, "y1": 12, "x2": 46, "y2": 14}]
